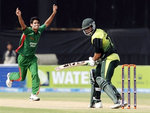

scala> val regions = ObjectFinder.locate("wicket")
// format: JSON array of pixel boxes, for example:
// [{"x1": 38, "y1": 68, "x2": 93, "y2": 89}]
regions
[{"x1": 121, "y1": 64, "x2": 137, "y2": 109}]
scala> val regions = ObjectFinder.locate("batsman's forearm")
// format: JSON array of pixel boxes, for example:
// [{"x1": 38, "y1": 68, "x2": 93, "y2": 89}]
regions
[
  {"x1": 93, "y1": 53, "x2": 101, "y2": 61},
  {"x1": 44, "y1": 12, "x2": 56, "y2": 27},
  {"x1": 18, "y1": 15, "x2": 26, "y2": 30}
]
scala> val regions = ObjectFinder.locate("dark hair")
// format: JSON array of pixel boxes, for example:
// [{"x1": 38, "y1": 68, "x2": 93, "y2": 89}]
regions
[
  {"x1": 30, "y1": 17, "x2": 40, "y2": 24},
  {"x1": 6, "y1": 42, "x2": 13, "y2": 57}
]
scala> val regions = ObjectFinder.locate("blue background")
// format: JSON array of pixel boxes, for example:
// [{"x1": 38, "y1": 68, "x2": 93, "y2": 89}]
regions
[{"x1": 0, "y1": 66, "x2": 26, "y2": 88}]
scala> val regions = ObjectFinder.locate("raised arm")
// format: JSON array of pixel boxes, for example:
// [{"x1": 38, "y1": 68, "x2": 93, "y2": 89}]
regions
[
  {"x1": 16, "y1": 8, "x2": 27, "y2": 30},
  {"x1": 44, "y1": 4, "x2": 58, "y2": 28}
]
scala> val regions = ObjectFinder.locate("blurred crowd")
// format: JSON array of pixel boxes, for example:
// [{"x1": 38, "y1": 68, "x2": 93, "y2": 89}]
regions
[{"x1": 2, "y1": 42, "x2": 17, "y2": 64}]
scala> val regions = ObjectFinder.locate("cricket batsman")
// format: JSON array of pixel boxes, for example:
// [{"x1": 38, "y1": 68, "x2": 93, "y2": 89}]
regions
[
  {"x1": 82, "y1": 18, "x2": 127, "y2": 108},
  {"x1": 6, "y1": 4, "x2": 58, "y2": 101}
]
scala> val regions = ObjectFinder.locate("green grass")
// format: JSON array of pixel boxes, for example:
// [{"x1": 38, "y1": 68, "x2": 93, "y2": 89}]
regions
[{"x1": 0, "y1": 92, "x2": 150, "y2": 113}]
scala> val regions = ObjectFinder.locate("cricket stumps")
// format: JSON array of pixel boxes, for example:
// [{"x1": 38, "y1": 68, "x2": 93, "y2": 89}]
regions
[{"x1": 121, "y1": 64, "x2": 137, "y2": 109}]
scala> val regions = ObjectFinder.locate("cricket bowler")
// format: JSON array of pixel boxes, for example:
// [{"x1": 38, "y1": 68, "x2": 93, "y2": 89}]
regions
[
  {"x1": 6, "y1": 4, "x2": 58, "y2": 101},
  {"x1": 82, "y1": 18, "x2": 127, "y2": 109}
]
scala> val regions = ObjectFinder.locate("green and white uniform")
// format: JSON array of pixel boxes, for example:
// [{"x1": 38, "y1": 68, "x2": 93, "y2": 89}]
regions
[
  {"x1": 90, "y1": 29, "x2": 121, "y2": 104},
  {"x1": 9, "y1": 24, "x2": 46, "y2": 95}
]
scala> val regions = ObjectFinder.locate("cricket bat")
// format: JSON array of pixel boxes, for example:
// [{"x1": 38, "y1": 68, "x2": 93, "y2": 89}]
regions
[{"x1": 55, "y1": 60, "x2": 89, "y2": 71}]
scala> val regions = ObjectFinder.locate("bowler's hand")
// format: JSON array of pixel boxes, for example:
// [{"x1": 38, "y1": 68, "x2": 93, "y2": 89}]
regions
[
  {"x1": 16, "y1": 8, "x2": 21, "y2": 16},
  {"x1": 53, "y1": 4, "x2": 58, "y2": 14}
]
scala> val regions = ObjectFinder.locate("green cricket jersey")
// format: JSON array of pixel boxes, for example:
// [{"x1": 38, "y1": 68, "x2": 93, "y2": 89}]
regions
[
  {"x1": 16, "y1": 24, "x2": 46, "y2": 56},
  {"x1": 91, "y1": 29, "x2": 117, "y2": 59}
]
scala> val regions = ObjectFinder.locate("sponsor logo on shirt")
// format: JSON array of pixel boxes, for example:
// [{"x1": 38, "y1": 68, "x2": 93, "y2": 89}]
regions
[{"x1": 30, "y1": 42, "x2": 37, "y2": 47}]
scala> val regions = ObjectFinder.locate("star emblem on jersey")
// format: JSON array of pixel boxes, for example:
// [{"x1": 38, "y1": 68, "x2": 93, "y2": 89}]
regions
[{"x1": 30, "y1": 37, "x2": 34, "y2": 40}]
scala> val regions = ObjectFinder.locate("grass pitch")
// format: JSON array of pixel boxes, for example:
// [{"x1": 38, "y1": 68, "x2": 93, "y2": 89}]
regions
[{"x1": 0, "y1": 92, "x2": 150, "y2": 113}]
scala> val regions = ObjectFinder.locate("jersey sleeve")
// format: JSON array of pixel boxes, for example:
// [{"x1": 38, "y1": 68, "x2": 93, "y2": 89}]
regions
[
  {"x1": 38, "y1": 24, "x2": 46, "y2": 33},
  {"x1": 93, "y1": 38, "x2": 103, "y2": 53},
  {"x1": 23, "y1": 27, "x2": 32, "y2": 35}
]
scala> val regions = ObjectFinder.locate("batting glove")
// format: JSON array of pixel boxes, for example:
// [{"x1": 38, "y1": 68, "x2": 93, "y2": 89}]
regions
[{"x1": 88, "y1": 57, "x2": 95, "y2": 66}]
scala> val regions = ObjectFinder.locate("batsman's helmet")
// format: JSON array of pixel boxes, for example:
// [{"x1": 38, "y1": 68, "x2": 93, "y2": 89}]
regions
[{"x1": 82, "y1": 18, "x2": 96, "y2": 36}]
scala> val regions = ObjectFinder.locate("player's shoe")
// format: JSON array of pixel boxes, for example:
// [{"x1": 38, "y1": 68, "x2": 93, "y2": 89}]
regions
[
  {"x1": 110, "y1": 103, "x2": 121, "y2": 109},
  {"x1": 110, "y1": 99, "x2": 128, "y2": 109},
  {"x1": 93, "y1": 102, "x2": 103, "y2": 108},
  {"x1": 30, "y1": 94, "x2": 40, "y2": 101},
  {"x1": 6, "y1": 73, "x2": 12, "y2": 88},
  {"x1": 89, "y1": 100, "x2": 103, "y2": 108},
  {"x1": 110, "y1": 100, "x2": 122, "y2": 109}
]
